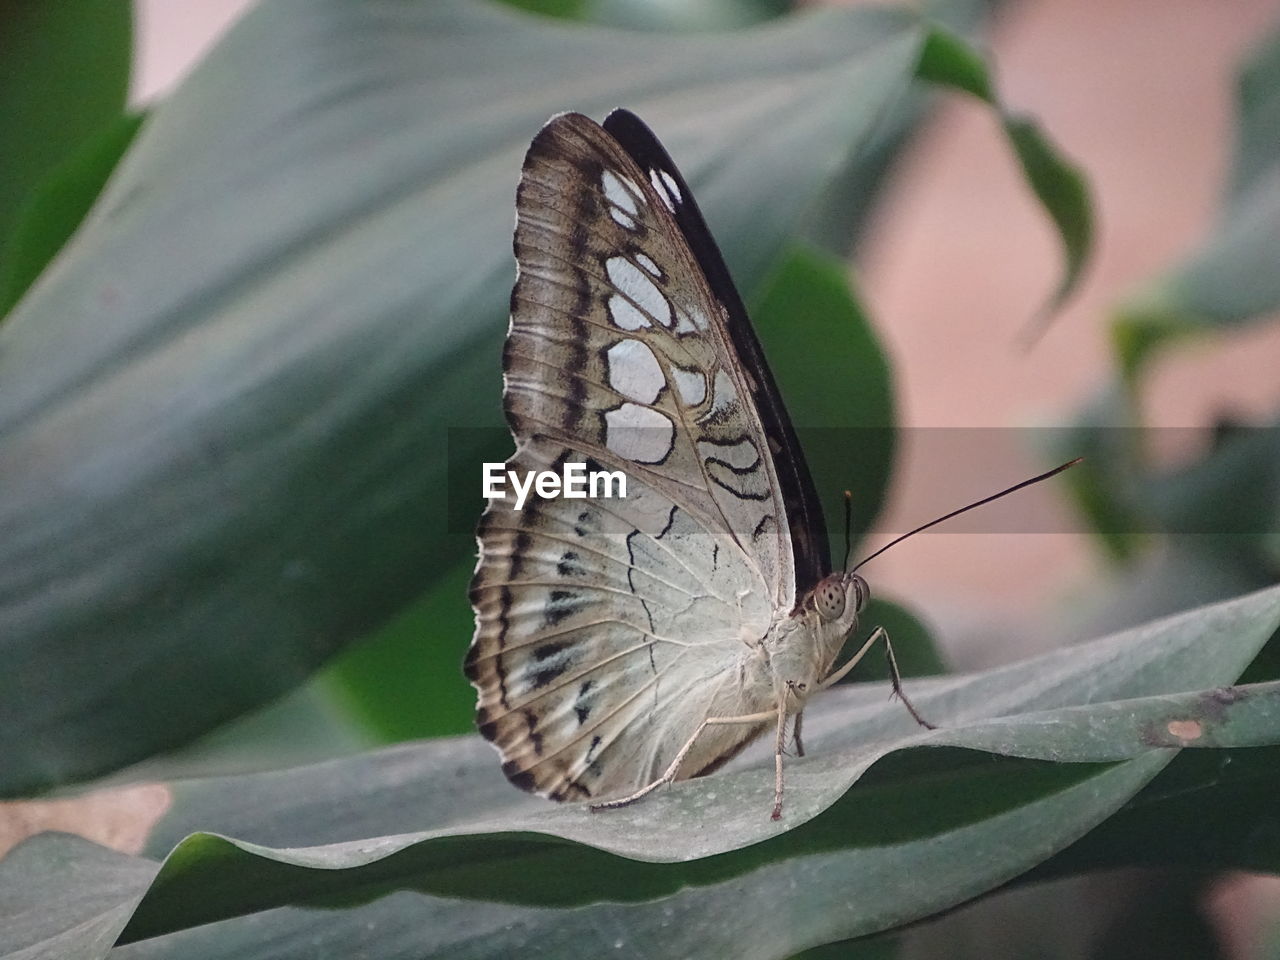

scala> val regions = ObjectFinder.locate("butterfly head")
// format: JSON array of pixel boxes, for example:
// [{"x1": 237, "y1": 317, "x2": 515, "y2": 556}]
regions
[
  {"x1": 810, "y1": 572, "x2": 869, "y2": 623},
  {"x1": 774, "y1": 572, "x2": 870, "y2": 706}
]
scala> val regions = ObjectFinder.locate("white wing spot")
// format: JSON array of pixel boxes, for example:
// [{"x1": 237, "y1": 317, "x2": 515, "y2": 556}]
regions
[
  {"x1": 606, "y1": 256, "x2": 673, "y2": 327},
  {"x1": 609, "y1": 207, "x2": 638, "y2": 230},
  {"x1": 673, "y1": 303, "x2": 711, "y2": 335},
  {"x1": 672, "y1": 367, "x2": 706, "y2": 406},
  {"x1": 634, "y1": 252, "x2": 661, "y2": 277},
  {"x1": 606, "y1": 339, "x2": 664, "y2": 405},
  {"x1": 602, "y1": 170, "x2": 640, "y2": 215},
  {"x1": 650, "y1": 168, "x2": 680, "y2": 212},
  {"x1": 605, "y1": 403, "x2": 675, "y2": 464},
  {"x1": 659, "y1": 169, "x2": 682, "y2": 201},
  {"x1": 602, "y1": 170, "x2": 642, "y2": 229},
  {"x1": 706, "y1": 369, "x2": 739, "y2": 419},
  {"x1": 608, "y1": 294, "x2": 651, "y2": 331}
]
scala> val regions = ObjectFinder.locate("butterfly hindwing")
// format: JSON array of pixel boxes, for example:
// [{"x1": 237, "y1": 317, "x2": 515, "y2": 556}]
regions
[
  {"x1": 467, "y1": 112, "x2": 823, "y2": 801},
  {"x1": 469, "y1": 444, "x2": 771, "y2": 799}
]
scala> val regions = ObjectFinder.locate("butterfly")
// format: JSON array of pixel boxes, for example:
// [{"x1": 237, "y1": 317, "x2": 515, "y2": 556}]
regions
[{"x1": 465, "y1": 109, "x2": 929, "y2": 820}]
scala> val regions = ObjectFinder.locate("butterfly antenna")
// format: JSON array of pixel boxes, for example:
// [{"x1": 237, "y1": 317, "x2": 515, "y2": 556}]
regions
[
  {"x1": 849, "y1": 458, "x2": 1082, "y2": 573},
  {"x1": 841, "y1": 490, "x2": 854, "y2": 571}
]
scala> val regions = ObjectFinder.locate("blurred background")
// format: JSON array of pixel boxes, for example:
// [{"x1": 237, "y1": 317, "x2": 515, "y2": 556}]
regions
[
  {"x1": 136, "y1": 2, "x2": 1280, "y2": 953},
  {"x1": 3, "y1": 0, "x2": 1280, "y2": 956},
  {"x1": 125, "y1": 0, "x2": 1280, "y2": 631}
]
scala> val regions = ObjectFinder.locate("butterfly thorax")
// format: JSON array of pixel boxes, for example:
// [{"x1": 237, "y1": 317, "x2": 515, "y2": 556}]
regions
[{"x1": 766, "y1": 572, "x2": 868, "y2": 714}]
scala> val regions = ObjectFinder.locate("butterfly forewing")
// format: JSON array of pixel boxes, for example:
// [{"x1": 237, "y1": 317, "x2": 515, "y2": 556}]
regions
[
  {"x1": 467, "y1": 112, "x2": 817, "y2": 802},
  {"x1": 600, "y1": 110, "x2": 830, "y2": 599}
]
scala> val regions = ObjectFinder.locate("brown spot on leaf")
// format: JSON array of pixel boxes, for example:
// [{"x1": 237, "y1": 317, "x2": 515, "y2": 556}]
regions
[
  {"x1": 1166, "y1": 719, "x2": 1204, "y2": 742},
  {"x1": 1200, "y1": 685, "x2": 1247, "y2": 720}
]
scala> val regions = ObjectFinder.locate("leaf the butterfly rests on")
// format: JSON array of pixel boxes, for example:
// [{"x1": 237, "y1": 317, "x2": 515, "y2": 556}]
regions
[{"x1": 466, "y1": 110, "x2": 892, "y2": 818}]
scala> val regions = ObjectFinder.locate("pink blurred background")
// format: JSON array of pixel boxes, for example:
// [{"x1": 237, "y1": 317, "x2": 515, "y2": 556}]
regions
[{"x1": 857, "y1": 0, "x2": 1280, "y2": 628}]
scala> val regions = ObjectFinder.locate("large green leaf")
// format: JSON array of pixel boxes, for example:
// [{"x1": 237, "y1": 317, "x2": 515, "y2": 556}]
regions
[
  {"x1": 917, "y1": 24, "x2": 1092, "y2": 326},
  {"x1": 803, "y1": 0, "x2": 1001, "y2": 258},
  {"x1": 499, "y1": 0, "x2": 790, "y2": 30},
  {"x1": 0, "y1": 0, "x2": 911, "y2": 796},
  {"x1": 1036, "y1": 745, "x2": 1280, "y2": 880},
  {"x1": 4, "y1": 587, "x2": 1277, "y2": 959},
  {"x1": 0, "y1": 0, "x2": 131, "y2": 273},
  {"x1": 0, "y1": 0, "x2": 1091, "y2": 796},
  {"x1": 1114, "y1": 22, "x2": 1280, "y2": 375},
  {"x1": 321, "y1": 559, "x2": 478, "y2": 741},
  {"x1": 753, "y1": 244, "x2": 895, "y2": 553},
  {"x1": 580, "y1": 0, "x2": 791, "y2": 31},
  {"x1": 0, "y1": 113, "x2": 144, "y2": 317},
  {"x1": 1059, "y1": 381, "x2": 1280, "y2": 587}
]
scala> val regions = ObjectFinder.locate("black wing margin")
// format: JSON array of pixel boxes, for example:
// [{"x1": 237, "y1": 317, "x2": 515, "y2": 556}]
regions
[{"x1": 601, "y1": 108, "x2": 830, "y2": 599}]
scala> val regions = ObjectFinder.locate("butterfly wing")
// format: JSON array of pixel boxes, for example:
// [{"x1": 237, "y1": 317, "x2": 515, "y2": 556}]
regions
[
  {"x1": 466, "y1": 112, "x2": 827, "y2": 801},
  {"x1": 600, "y1": 110, "x2": 830, "y2": 597}
]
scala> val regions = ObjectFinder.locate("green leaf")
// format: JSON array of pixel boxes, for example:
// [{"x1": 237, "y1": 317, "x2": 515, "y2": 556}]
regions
[
  {"x1": 322, "y1": 560, "x2": 478, "y2": 741},
  {"x1": 498, "y1": 0, "x2": 791, "y2": 29},
  {"x1": 496, "y1": 0, "x2": 590, "y2": 20},
  {"x1": 803, "y1": 0, "x2": 1000, "y2": 257},
  {"x1": 753, "y1": 243, "x2": 894, "y2": 555},
  {"x1": 1003, "y1": 116, "x2": 1093, "y2": 319},
  {"x1": 918, "y1": 24, "x2": 1094, "y2": 324},
  {"x1": 0, "y1": 833, "x2": 157, "y2": 960},
  {"x1": 580, "y1": 0, "x2": 792, "y2": 31},
  {"x1": 0, "y1": 0, "x2": 132, "y2": 269},
  {"x1": 0, "y1": 112, "x2": 144, "y2": 317},
  {"x1": 1058, "y1": 383, "x2": 1280, "y2": 578},
  {"x1": 803, "y1": 7, "x2": 1093, "y2": 306},
  {"x1": 1141, "y1": 422, "x2": 1280, "y2": 552},
  {"x1": 1115, "y1": 180, "x2": 1280, "y2": 376},
  {"x1": 103, "y1": 680, "x2": 375, "y2": 786},
  {"x1": 5, "y1": 587, "x2": 1277, "y2": 958},
  {"x1": 1034, "y1": 745, "x2": 1280, "y2": 879},
  {"x1": 1231, "y1": 24, "x2": 1280, "y2": 199},
  {"x1": 1114, "y1": 21, "x2": 1280, "y2": 375},
  {"x1": 917, "y1": 22, "x2": 994, "y2": 99}
]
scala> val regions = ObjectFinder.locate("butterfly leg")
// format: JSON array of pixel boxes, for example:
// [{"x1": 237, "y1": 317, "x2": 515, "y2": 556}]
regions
[
  {"x1": 817, "y1": 626, "x2": 887, "y2": 690},
  {"x1": 819, "y1": 626, "x2": 935, "y2": 729},
  {"x1": 771, "y1": 701, "x2": 789, "y2": 820},
  {"x1": 792, "y1": 709, "x2": 805, "y2": 758},
  {"x1": 589, "y1": 707, "x2": 779, "y2": 813},
  {"x1": 882, "y1": 629, "x2": 935, "y2": 730}
]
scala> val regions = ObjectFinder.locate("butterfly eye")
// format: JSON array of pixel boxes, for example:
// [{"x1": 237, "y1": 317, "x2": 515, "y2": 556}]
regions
[
  {"x1": 814, "y1": 577, "x2": 846, "y2": 621},
  {"x1": 850, "y1": 573, "x2": 870, "y2": 613}
]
